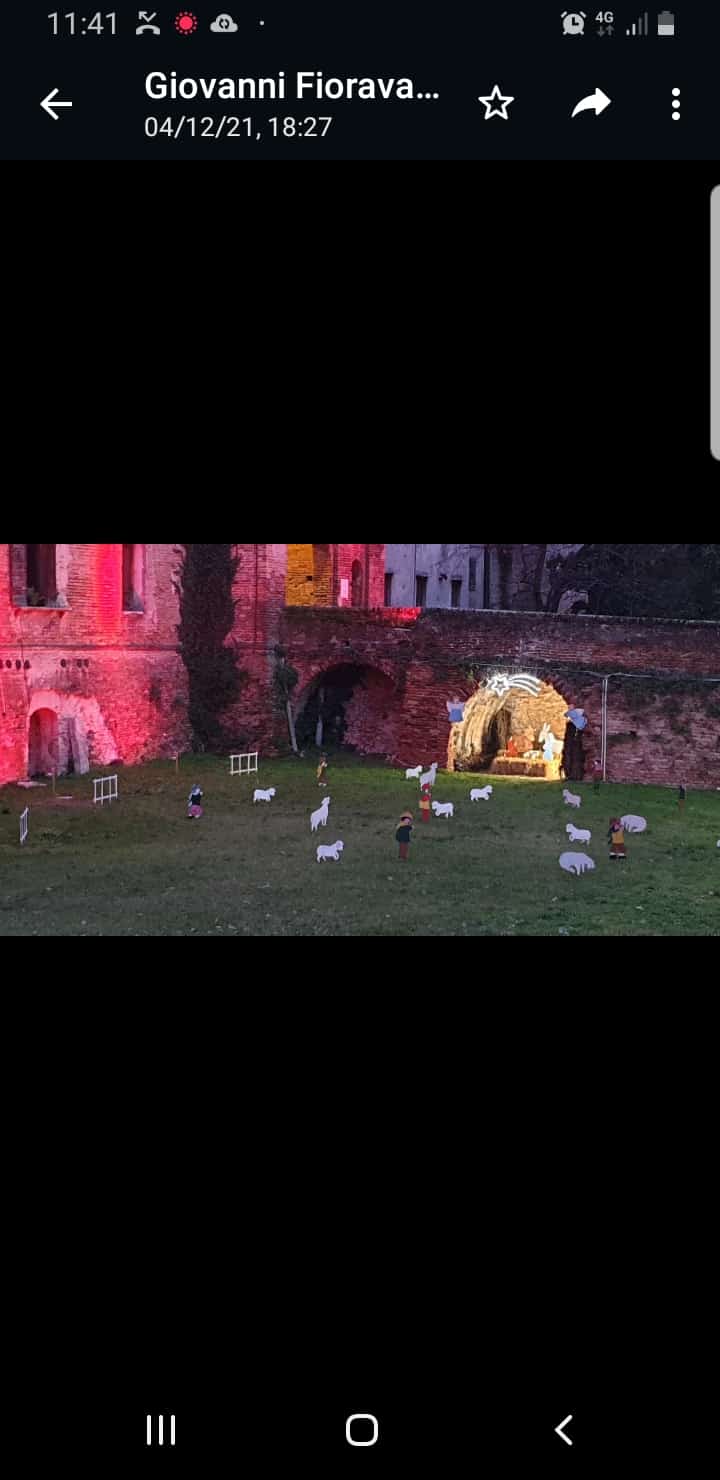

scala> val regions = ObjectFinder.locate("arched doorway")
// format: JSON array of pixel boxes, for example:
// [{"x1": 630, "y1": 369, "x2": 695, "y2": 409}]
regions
[
  {"x1": 450, "y1": 678, "x2": 570, "y2": 778},
  {"x1": 27, "y1": 690, "x2": 118, "y2": 777},
  {"x1": 296, "y1": 663, "x2": 398, "y2": 756},
  {"x1": 28, "y1": 708, "x2": 59, "y2": 777}
]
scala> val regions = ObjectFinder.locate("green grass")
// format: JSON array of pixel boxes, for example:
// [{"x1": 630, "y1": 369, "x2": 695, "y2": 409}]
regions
[{"x1": 1, "y1": 755, "x2": 718, "y2": 935}]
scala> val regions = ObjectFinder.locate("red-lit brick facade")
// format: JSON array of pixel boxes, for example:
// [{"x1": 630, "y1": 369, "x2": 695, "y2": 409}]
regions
[
  {"x1": 2, "y1": 543, "x2": 718, "y2": 791},
  {"x1": 0, "y1": 542, "x2": 386, "y2": 785},
  {"x1": 0, "y1": 544, "x2": 188, "y2": 784}
]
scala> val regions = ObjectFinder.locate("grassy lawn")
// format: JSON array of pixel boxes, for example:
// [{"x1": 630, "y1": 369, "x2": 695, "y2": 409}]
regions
[{"x1": 1, "y1": 754, "x2": 718, "y2": 935}]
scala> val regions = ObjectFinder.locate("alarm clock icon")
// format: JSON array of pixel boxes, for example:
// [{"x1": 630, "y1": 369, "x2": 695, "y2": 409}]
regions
[{"x1": 561, "y1": 10, "x2": 587, "y2": 33}]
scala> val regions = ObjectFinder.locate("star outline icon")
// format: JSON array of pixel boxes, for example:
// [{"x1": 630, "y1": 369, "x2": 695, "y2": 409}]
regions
[{"x1": 478, "y1": 84, "x2": 515, "y2": 120}]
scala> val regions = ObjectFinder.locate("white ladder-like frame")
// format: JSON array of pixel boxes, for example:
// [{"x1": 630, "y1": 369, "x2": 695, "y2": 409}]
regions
[
  {"x1": 93, "y1": 774, "x2": 118, "y2": 805},
  {"x1": 230, "y1": 752, "x2": 259, "y2": 777}
]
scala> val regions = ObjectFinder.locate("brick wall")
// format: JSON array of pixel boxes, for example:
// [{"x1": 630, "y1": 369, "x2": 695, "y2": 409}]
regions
[
  {"x1": 4, "y1": 548, "x2": 716, "y2": 790},
  {"x1": 333, "y1": 544, "x2": 386, "y2": 607},
  {"x1": 224, "y1": 544, "x2": 387, "y2": 750},
  {"x1": 1, "y1": 543, "x2": 188, "y2": 783},
  {"x1": 283, "y1": 544, "x2": 385, "y2": 609},
  {"x1": 342, "y1": 667, "x2": 400, "y2": 755},
  {"x1": 270, "y1": 607, "x2": 720, "y2": 788},
  {"x1": 286, "y1": 544, "x2": 333, "y2": 606},
  {"x1": 224, "y1": 544, "x2": 287, "y2": 750}
]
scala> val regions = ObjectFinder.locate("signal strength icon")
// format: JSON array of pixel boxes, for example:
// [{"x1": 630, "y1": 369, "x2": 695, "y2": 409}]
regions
[{"x1": 626, "y1": 10, "x2": 649, "y2": 33}]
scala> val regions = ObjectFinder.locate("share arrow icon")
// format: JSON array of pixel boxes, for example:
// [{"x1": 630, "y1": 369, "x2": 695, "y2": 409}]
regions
[
  {"x1": 571, "y1": 88, "x2": 612, "y2": 118},
  {"x1": 555, "y1": 1414, "x2": 574, "y2": 1446}
]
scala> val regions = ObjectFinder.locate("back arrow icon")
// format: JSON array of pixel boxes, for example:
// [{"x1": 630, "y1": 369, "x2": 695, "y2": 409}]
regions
[
  {"x1": 571, "y1": 88, "x2": 611, "y2": 118},
  {"x1": 41, "y1": 88, "x2": 73, "y2": 121},
  {"x1": 555, "y1": 1415, "x2": 573, "y2": 1446}
]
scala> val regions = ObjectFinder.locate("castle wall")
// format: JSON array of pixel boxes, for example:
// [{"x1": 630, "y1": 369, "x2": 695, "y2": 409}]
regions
[
  {"x1": 1, "y1": 544, "x2": 188, "y2": 783},
  {"x1": 273, "y1": 607, "x2": 720, "y2": 788},
  {"x1": 4, "y1": 546, "x2": 716, "y2": 792},
  {"x1": 223, "y1": 544, "x2": 386, "y2": 750}
]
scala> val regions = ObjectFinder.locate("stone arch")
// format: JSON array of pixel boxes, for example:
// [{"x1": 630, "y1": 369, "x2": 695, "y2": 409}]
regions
[
  {"x1": 294, "y1": 661, "x2": 400, "y2": 755},
  {"x1": 27, "y1": 690, "x2": 119, "y2": 777},
  {"x1": 450, "y1": 675, "x2": 574, "y2": 779}
]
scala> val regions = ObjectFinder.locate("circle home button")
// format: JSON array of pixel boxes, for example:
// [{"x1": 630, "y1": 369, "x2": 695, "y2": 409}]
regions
[{"x1": 346, "y1": 1414, "x2": 379, "y2": 1447}]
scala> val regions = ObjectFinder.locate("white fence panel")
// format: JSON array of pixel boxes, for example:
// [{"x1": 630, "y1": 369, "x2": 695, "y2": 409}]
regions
[
  {"x1": 230, "y1": 752, "x2": 259, "y2": 777},
  {"x1": 20, "y1": 808, "x2": 29, "y2": 846},
  {"x1": 93, "y1": 774, "x2": 119, "y2": 805}
]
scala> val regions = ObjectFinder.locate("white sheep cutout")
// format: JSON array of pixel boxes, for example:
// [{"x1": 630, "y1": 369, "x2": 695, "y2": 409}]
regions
[
  {"x1": 420, "y1": 762, "x2": 438, "y2": 790},
  {"x1": 310, "y1": 796, "x2": 331, "y2": 832},
  {"x1": 405, "y1": 765, "x2": 423, "y2": 780},
  {"x1": 471, "y1": 786, "x2": 493, "y2": 802},
  {"x1": 566, "y1": 823, "x2": 592, "y2": 844},
  {"x1": 563, "y1": 789, "x2": 582, "y2": 809},
  {"x1": 621, "y1": 815, "x2": 647, "y2": 834},
  {"x1": 559, "y1": 852, "x2": 596, "y2": 875},
  {"x1": 253, "y1": 787, "x2": 276, "y2": 803},
  {"x1": 432, "y1": 800, "x2": 454, "y2": 819},
  {"x1": 317, "y1": 840, "x2": 344, "y2": 863}
]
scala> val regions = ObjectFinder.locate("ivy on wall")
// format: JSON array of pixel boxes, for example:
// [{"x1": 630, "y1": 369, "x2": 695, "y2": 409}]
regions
[
  {"x1": 611, "y1": 677, "x2": 720, "y2": 711},
  {"x1": 177, "y1": 544, "x2": 244, "y2": 751}
]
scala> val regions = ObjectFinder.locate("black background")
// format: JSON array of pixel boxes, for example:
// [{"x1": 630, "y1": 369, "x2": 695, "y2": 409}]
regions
[
  {"x1": 3, "y1": 2, "x2": 719, "y2": 160},
  {"x1": 3, "y1": 7, "x2": 717, "y2": 474},
  {"x1": 2, "y1": 10, "x2": 716, "y2": 1458},
  {"x1": 17, "y1": 998, "x2": 708, "y2": 1479}
]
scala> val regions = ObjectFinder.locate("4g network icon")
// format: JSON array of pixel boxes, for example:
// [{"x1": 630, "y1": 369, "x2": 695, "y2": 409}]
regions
[{"x1": 560, "y1": 8, "x2": 676, "y2": 34}]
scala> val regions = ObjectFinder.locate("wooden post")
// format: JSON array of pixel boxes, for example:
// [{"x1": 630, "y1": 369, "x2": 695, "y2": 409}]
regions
[
  {"x1": 315, "y1": 687, "x2": 325, "y2": 748},
  {"x1": 286, "y1": 701, "x2": 299, "y2": 754}
]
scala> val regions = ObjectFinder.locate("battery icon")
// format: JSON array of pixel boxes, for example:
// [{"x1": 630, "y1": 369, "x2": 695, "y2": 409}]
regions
[{"x1": 657, "y1": 10, "x2": 675, "y2": 35}]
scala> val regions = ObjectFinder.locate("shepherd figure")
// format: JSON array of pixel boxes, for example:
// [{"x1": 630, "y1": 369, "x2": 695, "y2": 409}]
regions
[
  {"x1": 187, "y1": 784, "x2": 204, "y2": 820},
  {"x1": 607, "y1": 817, "x2": 626, "y2": 861},
  {"x1": 396, "y1": 812, "x2": 413, "y2": 861}
]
